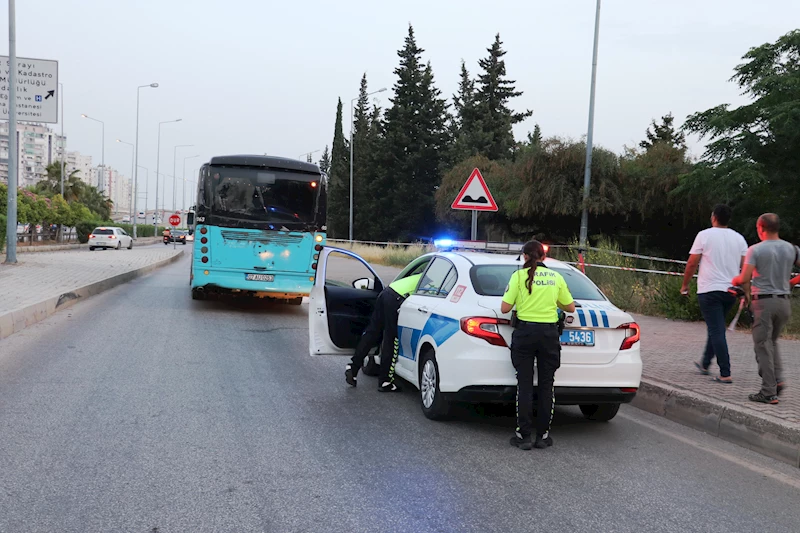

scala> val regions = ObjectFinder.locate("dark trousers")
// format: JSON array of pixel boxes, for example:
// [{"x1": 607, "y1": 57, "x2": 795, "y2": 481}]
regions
[
  {"x1": 510, "y1": 322, "x2": 561, "y2": 439},
  {"x1": 350, "y1": 288, "x2": 403, "y2": 384},
  {"x1": 698, "y1": 291, "x2": 736, "y2": 378}
]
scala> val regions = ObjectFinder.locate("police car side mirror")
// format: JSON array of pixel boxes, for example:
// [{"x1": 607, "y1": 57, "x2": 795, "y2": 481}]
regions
[{"x1": 353, "y1": 278, "x2": 375, "y2": 291}]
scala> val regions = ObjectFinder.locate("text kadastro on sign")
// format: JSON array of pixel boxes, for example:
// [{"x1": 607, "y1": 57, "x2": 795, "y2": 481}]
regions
[{"x1": 451, "y1": 168, "x2": 498, "y2": 212}]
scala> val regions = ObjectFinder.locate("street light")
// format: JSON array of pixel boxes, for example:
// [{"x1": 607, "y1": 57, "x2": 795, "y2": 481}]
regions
[
  {"x1": 172, "y1": 144, "x2": 194, "y2": 213},
  {"x1": 117, "y1": 139, "x2": 134, "y2": 220},
  {"x1": 350, "y1": 87, "x2": 387, "y2": 241},
  {"x1": 579, "y1": 0, "x2": 602, "y2": 253},
  {"x1": 133, "y1": 82, "x2": 158, "y2": 238},
  {"x1": 182, "y1": 155, "x2": 200, "y2": 214},
  {"x1": 155, "y1": 118, "x2": 181, "y2": 233},
  {"x1": 81, "y1": 113, "x2": 105, "y2": 192},
  {"x1": 59, "y1": 82, "x2": 65, "y2": 199},
  {"x1": 137, "y1": 166, "x2": 149, "y2": 219},
  {"x1": 299, "y1": 149, "x2": 320, "y2": 163}
]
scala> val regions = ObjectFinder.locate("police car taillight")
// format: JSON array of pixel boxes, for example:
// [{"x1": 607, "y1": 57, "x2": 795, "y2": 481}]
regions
[
  {"x1": 460, "y1": 317, "x2": 509, "y2": 347},
  {"x1": 618, "y1": 322, "x2": 640, "y2": 350}
]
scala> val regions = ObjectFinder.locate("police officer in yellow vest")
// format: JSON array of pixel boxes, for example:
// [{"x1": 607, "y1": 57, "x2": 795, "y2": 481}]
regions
[
  {"x1": 346, "y1": 273, "x2": 422, "y2": 392},
  {"x1": 501, "y1": 240, "x2": 575, "y2": 450}
]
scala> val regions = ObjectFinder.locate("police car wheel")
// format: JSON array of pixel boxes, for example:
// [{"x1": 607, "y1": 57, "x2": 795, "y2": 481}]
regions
[
  {"x1": 362, "y1": 355, "x2": 379, "y2": 377},
  {"x1": 579, "y1": 403, "x2": 620, "y2": 422},
  {"x1": 419, "y1": 351, "x2": 451, "y2": 420}
]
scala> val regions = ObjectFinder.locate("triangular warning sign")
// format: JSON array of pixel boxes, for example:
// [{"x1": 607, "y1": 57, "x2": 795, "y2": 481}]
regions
[{"x1": 451, "y1": 168, "x2": 498, "y2": 211}]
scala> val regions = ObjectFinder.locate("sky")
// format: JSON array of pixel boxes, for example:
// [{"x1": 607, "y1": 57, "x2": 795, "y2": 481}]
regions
[{"x1": 2, "y1": 0, "x2": 799, "y2": 211}]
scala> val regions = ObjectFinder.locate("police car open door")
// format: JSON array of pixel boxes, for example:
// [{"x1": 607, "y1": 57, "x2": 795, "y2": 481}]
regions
[{"x1": 308, "y1": 247, "x2": 385, "y2": 356}]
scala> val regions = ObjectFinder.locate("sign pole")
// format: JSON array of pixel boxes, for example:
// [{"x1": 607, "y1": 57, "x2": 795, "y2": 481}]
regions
[
  {"x1": 5, "y1": 0, "x2": 18, "y2": 263},
  {"x1": 471, "y1": 210, "x2": 477, "y2": 241}
]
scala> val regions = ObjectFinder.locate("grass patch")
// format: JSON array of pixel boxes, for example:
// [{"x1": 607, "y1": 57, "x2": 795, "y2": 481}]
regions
[{"x1": 333, "y1": 242, "x2": 431, "y2": 267}]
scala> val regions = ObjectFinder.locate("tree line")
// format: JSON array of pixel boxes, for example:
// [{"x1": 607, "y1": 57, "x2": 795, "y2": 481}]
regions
[
  {"x1": 317, "y1": 27, "x2": 799, "y2": 257},
  {"x1": 1, "y1": 163, "x2": 115, "y2": 249}
]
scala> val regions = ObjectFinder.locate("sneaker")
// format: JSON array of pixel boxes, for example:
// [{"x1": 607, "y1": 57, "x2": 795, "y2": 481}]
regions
[
  {"x1": 345, "y1": 365, "x2": 357, "y2": 388},
  {"x1": 534, "y1": 435, "x2": 554, "y2": 449},
  {"x1": 509, "y1": 435, "x2": 533, "y2": 450},
  {"x1": 777, "y1": 382, "x2": 786, "y2": 396},
  {"x1": 378, "y1": 381, "x2": 402, "y2": 393},
  {"x1": 748, "y1": 392, "x2": 779, "y2": 404}
]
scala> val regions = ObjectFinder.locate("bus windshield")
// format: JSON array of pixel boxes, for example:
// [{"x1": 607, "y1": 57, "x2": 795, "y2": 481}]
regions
[{"x1": 204, "y1": 166, "x2": 320, "y2": 226}]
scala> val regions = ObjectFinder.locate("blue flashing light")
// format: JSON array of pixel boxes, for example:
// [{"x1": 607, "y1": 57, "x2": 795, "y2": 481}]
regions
[{"x1": 434, "y1": 238, "x2": 454, "y2": 248}]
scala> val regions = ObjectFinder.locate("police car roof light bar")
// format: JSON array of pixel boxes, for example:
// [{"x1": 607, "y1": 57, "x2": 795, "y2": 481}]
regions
[{"x1": 434, "y1": 239, "x2": 536, "y2": 255}]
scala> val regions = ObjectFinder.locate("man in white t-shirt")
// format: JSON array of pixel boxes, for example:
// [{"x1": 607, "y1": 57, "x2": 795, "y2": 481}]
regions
[{"x1": 681, "y1": 204, "x2": 748, "y2": 383}]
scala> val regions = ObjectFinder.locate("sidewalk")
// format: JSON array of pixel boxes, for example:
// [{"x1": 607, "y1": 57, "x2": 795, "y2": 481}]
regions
[
  {"x1": 632, "y1": 313, "x2": 800, "y2": 466},
  {"x1": 0, "y1": 247, "x2": 184, "y2": 339}
]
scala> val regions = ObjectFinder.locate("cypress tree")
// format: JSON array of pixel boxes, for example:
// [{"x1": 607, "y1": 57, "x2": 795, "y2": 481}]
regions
[{"x1": 328, "y1": 99, "x2": 350, "y2": 238}]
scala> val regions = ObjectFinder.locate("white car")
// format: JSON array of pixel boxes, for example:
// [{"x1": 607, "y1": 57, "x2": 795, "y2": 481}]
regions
[
  {"x1": 122, "y1": 215, "x2": 131, "y2": 223},
  {"x1": 309, "y1": 244, "x2": 642, "y2": 421},
  {"x1": 89, "y1": 227, "x2": 133, "y2": 250}
]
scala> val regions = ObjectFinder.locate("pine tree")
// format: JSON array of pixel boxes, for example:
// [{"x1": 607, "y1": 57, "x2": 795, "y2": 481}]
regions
[
  {"x1": 450, "y1": 61, "x2": 485, "y2": 161},
  {"x1": 474, "y1": 34, "x2": 532, "y2": 160},
  {"x1": 318, "y1": 145, "x2": 331, "y2": 175},
  {"x1": 640, "y1": 113, "x2": 686, "y2": 151},
  {"x1": 328, "y1": 99, "x2": 350, "y2": 238},
  {"x1": 373, "y1": 26, "x2": 451, "y2": 240}
]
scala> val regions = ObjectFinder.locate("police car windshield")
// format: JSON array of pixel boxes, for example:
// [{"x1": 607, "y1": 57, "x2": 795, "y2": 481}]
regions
[{"x1": 471, "y1": 265, "x2": 606, "y2": 301}]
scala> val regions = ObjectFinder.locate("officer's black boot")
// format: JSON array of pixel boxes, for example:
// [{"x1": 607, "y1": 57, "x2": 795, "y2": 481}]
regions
[
  {"x1": 345, "y1": 364, "x2": 357, "y2": 387},
  {"x1": 509, "y1": 435, "x2": 533, "y2": 450},
  {"x1": 534, "y1": 434, "x2": 554, "y2": 449}
]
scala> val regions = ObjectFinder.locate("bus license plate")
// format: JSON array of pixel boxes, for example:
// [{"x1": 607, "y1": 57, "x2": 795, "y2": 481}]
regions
[
  {"x1": 561, "y1": 330, "x2": 594, "y2": 346},
  {"x1": 246, "y1": 274, "x2": 274, "y2": 282}
]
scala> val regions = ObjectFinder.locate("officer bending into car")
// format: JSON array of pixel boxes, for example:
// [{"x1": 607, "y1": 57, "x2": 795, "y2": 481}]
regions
[
  {"x1": 501, "y1": 240, "x2": 575, "y2": 450},
  {"x1": 345, "y1": 273, "x2": 422, "y2": 392}
]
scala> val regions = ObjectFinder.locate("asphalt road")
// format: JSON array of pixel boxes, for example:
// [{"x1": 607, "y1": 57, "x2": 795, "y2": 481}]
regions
[{"x1": 1, "y1": 255, "x2": 799, "y2": 533}]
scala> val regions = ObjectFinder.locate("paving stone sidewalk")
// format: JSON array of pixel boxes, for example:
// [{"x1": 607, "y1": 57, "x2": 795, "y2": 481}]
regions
[
  {"x1": 0, "y1": 247, "x2": 183, "y2": 316},
  {"x1": 634, "y1": 313, "x2": 800, "y2": 426}
]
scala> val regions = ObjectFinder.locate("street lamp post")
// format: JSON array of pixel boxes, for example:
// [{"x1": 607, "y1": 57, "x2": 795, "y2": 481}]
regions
[
  {"x1": 117, "y1": 140, "x2": 134, "y2": 220},
  {"x1": 182, "y1": 155, "x2": 199, "y2": 216},
  {"x1": 349, "y1": 87, "x2": 387, "y2": 241},
  {"x1": 81, "y1": 114, "x2": 105, "y2": 193},
  {"x1": 59, "y1": 82, "x2": 65, "y2": 198},
  {"x1": 137, "y1": 166, "x2": 149, "y2": 218},
  {"x1": 154, "y1": 119, "x2": 181, "y2": 234},
  {"x1": 172, "y1": 144, "x2": 193, "y2": 213},
  {"x1": 5, "y1": 0, "x2": 18, "y2": 263},
  {"x1": 579, "y1": 0, "x2": 602, "y2": 252},
  {"x1": 133, "y1": 83, "x2": 159, "y2": 239},
  {"x1": 299, "y1": 150, "x2": 320, "y2": 163}
]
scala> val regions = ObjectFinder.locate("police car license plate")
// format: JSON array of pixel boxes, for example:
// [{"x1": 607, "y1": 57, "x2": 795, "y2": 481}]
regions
[
  {"x1": 561, "y1": 330, "x2": 594, "y2": 346},
  {"x1": 246, "y1": 273, "x2": 274, "y2": 282}
]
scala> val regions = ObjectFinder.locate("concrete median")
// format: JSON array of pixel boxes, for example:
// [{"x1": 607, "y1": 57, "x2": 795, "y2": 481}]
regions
[
  {"x1": 0, "y1": 249, "x2": 184, "y2": 340},
  {"x1": 632, "y1": 378, "x2": 800, "y2": 468}
]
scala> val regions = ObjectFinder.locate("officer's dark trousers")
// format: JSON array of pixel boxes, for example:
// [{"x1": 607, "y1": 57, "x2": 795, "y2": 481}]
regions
[
  {"x1": 510, "y1": 322, "x2": 561, "y2": 439},
  {"x1": 350, "y1": 288, "x2": 404, "y2": 384}
]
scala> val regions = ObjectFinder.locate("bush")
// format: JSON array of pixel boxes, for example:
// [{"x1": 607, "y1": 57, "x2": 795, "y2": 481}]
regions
[
  {"x1": 75, "y1": 220, "x2": 98, "y2": 243},
  {"x1": 0, "y1": 214, "x2": 6, "y2": 253},
  {"x1": 335, "y1": 242, "x2": 430, "y2": 267},
  {"x1": 116, "y1": 223, "x2": 166, "y2": 238}
]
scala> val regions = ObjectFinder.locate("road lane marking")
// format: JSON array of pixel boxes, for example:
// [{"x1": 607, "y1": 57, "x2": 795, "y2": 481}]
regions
[{"x1": 620, "y1": 411, "x2": 800, "y2": 490}]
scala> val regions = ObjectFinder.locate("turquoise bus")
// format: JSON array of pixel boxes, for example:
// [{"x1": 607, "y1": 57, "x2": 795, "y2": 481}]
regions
[{"x1": 188, "y1": 155, "x2": 327, "y2": 303}]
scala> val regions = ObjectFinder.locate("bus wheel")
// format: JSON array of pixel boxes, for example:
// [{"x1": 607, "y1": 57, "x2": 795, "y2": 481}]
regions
[
  {"x1": 191, "y1": 288, "x2": 205, "y2": 301},
  {"x1": 286, "y1": 297, "x2": 303, "y2": 306}
]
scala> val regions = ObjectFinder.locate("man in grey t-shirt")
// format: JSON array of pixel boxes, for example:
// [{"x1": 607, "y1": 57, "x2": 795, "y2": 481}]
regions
[{"x1": 732, "y1": 213, "x2": 800, "y2": 404}]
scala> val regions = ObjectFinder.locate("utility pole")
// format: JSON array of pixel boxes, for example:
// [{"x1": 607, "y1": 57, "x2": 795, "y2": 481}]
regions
[
  {"x1": 5, "y1": 0, "x2": 18, "y2": 263},
  {"x1": 578, "y1": 0, "x2": 602, "y2": 251}
]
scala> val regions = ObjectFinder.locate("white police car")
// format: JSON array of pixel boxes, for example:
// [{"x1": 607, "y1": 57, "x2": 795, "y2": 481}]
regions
[{"x1": 308, "y1": 241, "x2": 642, "y2": 421}]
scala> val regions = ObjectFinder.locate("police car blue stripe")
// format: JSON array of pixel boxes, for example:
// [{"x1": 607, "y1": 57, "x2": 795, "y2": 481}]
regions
[
  {"x1": 588, "y1": 310, "x2": 599, "y2": 327},
  {"x1": 398, "y1": 315, "x2": 460, "y2": 361},
  {"x1": 577, "y1": 309, "x2": 587, "y2": 327},
  {"x1": 600, "y1": 310, "x2": 609, "y2": 328}
]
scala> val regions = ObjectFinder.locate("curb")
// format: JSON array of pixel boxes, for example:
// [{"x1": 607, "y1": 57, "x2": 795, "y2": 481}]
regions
[
  {"x1": 0, "y1": 250, "x2": 184, "y2": 340},
  {"x1": 632, "y1": 378, "x2": 800, "y2": 468},
  {"x1": 11, "y1": 237, "x2": 163, "y2": 254}
]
